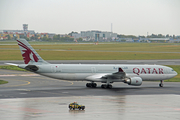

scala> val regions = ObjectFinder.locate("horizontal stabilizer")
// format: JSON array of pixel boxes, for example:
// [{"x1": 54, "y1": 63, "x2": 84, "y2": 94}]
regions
[{"x1": 5, "y1": 63, "x2": 18, "y2": 66}]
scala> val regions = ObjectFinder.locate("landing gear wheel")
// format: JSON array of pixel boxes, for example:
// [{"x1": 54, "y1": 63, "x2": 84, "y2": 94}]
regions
[
  {"x1": 92, "y1": 83, "x2": 97, "y2": 88},
  {"x1": 107, "y1": 84, "x2": 112, "y2": 89},
  {"x1": 101, "y1": 84, "x2": 106, "y2": 88},
  {"x1": 159, "y1": 80, "x2": 163, "y2": 87},
  {"x1": 86, "y1": 83, "x2": 90, "y2": 87},
  {"x1": 86, "y1": 83, "x2": 97, "y2": 88},
  {"x1": 101, "y1": 84, "x2": 112, "y2": 89},
  {"x1": 159, "y1": 83, "x2": 163, "y2": 87}
]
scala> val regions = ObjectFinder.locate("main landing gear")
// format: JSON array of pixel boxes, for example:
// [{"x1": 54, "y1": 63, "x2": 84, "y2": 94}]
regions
[
  {"x1": 86, "y1": 83, "x2": 97, "y2": 88},
  {"x1": 86, "y1": 83, "x2": 113, "y2": 89},
  {"x1": 101, "y1": 84, "x2": 112, "y2": 89},
  {"x1": 159, "y1": 80, "x2": 163, "y2": 87}
]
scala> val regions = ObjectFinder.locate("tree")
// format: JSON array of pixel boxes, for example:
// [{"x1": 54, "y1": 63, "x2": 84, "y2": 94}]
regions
[
  {"x1": 6, "y1": 35, "x2": 11, "y2": 40},
  {"x1": 68, "y1": 31, "x2": 78, "y2": 36},
  {"x1": 173, "y1": 35, "x2": 176, "y2": 39},
  {"x1": 166, "y1": 34, "x2": 169, "y2": 38},
  {"x1": 53, "y1": 35, "x2": 60, "y2": 40},
  {"x1": 30, "y1": 36, "x2": 35, "y2": 40},
  {"x1": 117, "y1": 34, "x2": 137, "y2": 38},
  {"x1": 77, "y1": 38, "x2": 83, "y2": 41},
  {"x1": 139, "y1": 35, "x2": 145, "y2": 38}
]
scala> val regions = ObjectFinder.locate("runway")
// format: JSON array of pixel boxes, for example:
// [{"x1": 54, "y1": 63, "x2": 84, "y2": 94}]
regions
[{"x1": 0, "y1": 69, "x2": 180, "y2": 119}]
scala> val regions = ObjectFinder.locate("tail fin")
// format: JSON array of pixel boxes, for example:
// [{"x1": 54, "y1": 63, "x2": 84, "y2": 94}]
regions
[{"x1": 17, "y1": 39, "x2": 49, "y2": 64}]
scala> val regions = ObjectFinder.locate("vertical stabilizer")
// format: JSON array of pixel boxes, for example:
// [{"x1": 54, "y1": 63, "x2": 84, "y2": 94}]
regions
[{"x1": 17, "y1": 39, "x2": 49, "y2": 64}]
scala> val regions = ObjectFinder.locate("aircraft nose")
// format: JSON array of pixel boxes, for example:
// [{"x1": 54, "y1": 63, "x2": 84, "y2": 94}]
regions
[
  {"x1": 174, "y1": 71, "x2": 178, "y2": 76},
  {"x1": 173, "y1": 71, "x2": 178, "y2": 76}
]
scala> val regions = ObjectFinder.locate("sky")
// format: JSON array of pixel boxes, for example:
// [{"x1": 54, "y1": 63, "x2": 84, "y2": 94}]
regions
[{"x1": 0, "y1": 0, "x2": 180, "y2": 36}]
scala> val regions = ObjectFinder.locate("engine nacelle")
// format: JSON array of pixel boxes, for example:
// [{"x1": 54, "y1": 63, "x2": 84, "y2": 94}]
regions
[{"x1": 124, "y1": 77, "x2": 142, "y2": 86}]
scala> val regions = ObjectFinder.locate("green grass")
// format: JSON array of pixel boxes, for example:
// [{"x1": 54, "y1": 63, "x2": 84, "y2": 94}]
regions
[
  {"x1": 0, "y1": 80, "x2": 8, "y2": 85},
  {"x1": 0, "y1": 65, "x2": 26, "y2": 71},
  {"x1": 1, "y1": 42, "x2": 180, "y2": 60},
  {"x1": 164, "y1": 65, "x2": 180, "y2": 82},
  {"x1": 0, "y1": 41, "x2": 180, "y2": 82}
]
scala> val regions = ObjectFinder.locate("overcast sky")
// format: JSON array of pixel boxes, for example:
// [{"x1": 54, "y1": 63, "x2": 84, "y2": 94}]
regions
[{"x1": 0, "y1": 0, "x2": 180, "y2": 36}]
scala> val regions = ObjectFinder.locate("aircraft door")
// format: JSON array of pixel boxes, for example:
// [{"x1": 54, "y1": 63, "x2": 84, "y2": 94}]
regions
[{"x1": 91, "y1": 67, "x2": 96, "y2": 73}]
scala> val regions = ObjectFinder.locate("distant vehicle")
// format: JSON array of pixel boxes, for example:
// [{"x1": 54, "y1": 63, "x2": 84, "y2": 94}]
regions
[
  {"x1": 69, "y1": 102, "x2": 85, "y2": 110},
  {"x1": 6, "y1": 39, "x2": 177, "y2": 88}
]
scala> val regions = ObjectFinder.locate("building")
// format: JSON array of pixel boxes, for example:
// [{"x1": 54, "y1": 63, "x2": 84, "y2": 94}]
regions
[
  {"x1": 81, "y1": 30, "x2": 118, "y2": 41},
  {"x1": 72, "y1": 33, "x2": 81, "y2": 39},
  {"x1": 3, "y1": 30, "x2": 35, "y2": 34},
  {"x1": 139, "y1": 38, "x2": 172, "y2": 43}
]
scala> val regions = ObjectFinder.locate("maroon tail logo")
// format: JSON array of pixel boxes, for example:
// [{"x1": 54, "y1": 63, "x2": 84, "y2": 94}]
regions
[{"x1": 17, "y1": 40, "x2": 39, "y2": 64}]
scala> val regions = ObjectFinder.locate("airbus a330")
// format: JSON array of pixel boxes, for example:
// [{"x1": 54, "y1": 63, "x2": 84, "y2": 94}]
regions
[{"x1": 6, "y1": 39, "x2": 177, "y2": 88}]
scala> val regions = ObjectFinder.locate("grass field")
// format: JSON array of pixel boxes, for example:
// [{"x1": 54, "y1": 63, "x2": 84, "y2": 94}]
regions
[
  {"x1": 0, "y1": 80, "x2": 8, "y2": 85},
  {"x1": 1, "y1": 42, "x2": 180, "y2": 60},
  {"x1": 0, "y1": 41, "x2": 180, "y2": 82},
  {"x1": 165, "y1": 65, "x2": 180, "y2": 82}
]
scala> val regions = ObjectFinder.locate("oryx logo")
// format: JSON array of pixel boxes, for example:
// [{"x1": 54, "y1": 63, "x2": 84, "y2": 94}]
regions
[{"x1": 17, "y1": 40, "x2": 39, "y2": 64}]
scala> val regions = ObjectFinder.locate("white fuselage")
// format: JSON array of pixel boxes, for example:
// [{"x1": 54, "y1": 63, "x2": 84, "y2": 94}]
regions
[{"x1": 25, "y1": 64, "x2": 177, "y2": 82}]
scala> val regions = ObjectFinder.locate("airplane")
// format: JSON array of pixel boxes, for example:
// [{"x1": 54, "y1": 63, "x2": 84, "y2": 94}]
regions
[{"x1": 6, "y1": 39, "x2": 177, "y2": 88}]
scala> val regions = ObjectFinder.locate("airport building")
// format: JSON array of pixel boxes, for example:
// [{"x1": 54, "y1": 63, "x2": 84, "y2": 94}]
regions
[
  {"x1": 116, "y1": 37, "x2": 180, "y2": 43},
  {"x1": 81, "y1": 30, "x2": 118, "y2": 41}
]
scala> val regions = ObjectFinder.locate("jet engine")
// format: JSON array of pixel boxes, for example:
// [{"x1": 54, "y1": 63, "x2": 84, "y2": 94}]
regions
[{"x1": 124, "y1": 77, "x2": 142, "y2": 86}]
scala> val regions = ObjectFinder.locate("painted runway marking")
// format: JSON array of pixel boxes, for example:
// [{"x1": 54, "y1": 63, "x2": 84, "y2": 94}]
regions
[
  {"x1": 62, "y1": 92, "x2": 69, "y2": 93},
  {"x1": 19, "y1": 93, "x2": 27, "y2": 94},
  {"x1": 0, "y1": 74, "x2": 39, "y2": 77},
  {"x1": 0, "y1": 80, "x2": 30, "y2": 87}
]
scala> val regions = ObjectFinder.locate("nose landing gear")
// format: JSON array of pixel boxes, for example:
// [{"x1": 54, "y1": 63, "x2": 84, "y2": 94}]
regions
[{"x1": 159, "y1": 80, "x2": 163, "y2": 87}]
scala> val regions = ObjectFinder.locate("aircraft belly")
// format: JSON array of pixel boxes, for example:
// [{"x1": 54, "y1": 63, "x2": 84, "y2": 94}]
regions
[{"x1": 138, "y1": 74, "x2": 169, "y2": 81}]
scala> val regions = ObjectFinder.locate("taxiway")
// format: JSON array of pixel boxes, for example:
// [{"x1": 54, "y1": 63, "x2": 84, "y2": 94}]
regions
[{"x1": 0, "y1": 67, "x2": 180, "y2": 119}]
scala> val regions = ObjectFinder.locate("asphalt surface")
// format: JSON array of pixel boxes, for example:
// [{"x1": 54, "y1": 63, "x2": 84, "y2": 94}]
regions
[{"x1": 0, "y1": 67, "x2": 180, "y2": 119}]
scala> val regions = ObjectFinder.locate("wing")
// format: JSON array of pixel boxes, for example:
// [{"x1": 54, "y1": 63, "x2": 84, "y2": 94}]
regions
[{"x1": 86, "y1": 68, "x2": 126, "y2": 82}]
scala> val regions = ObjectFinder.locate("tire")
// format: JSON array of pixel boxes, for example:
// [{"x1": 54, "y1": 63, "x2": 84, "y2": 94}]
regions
[
  {"x1": 78, "y1": 107, "x2": 81, "y2": 110},
  {"x1": 101, "y1": 84, "x2": 106, "y2": 88},
  {"x1": 69, "y1": 107, "x2": 72, "y2": 110},
  {"x1": 92, "y1": 83, "x2": 97, "y2": 88},
  {"x1": 159, "y1": 83, "x2": 163, "y2": 87},
  {"x1": 108, "y1": 85, "x2": 112, "y2": 89}
]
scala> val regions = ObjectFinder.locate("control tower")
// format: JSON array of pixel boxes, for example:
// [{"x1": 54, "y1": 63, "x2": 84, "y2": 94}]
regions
[
  {"x1": 23, "y1": 24, "x2": 28, "y2": 36},
  {"x1": 23, "y1": 24, "x2": 28, "y2": 32}
]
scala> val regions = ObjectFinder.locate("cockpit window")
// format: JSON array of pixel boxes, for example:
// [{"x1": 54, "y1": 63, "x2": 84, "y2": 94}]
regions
[{"x1": 172, "y1": 69, "x2": 174, "y2": 71}]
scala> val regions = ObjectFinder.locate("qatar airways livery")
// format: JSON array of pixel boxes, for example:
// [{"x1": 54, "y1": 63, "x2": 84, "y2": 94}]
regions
[{"x1": 7, "y1": 39, "x2": 177, "y2": 88}]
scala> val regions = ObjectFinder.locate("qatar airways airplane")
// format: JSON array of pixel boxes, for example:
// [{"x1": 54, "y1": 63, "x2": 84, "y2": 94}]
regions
[{"x1": 7, "y1": 39, "x2": 177, "y2": 88}]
